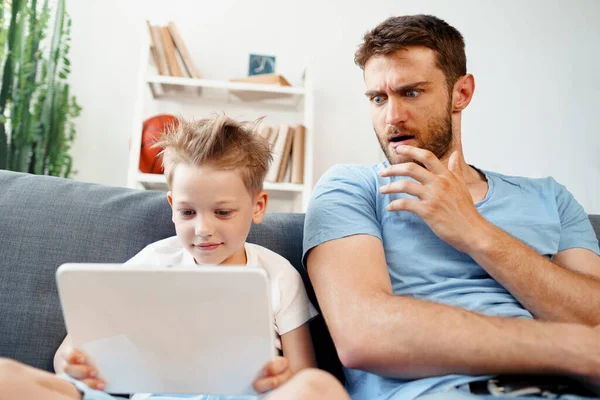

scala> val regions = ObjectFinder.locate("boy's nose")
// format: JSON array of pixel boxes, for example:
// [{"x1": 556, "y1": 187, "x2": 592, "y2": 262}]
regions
[{"x1": 194, "y1": 221, "x2": 214, "y2": 238}]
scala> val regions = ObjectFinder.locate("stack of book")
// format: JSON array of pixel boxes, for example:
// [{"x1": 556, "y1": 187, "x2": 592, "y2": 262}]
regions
[
  {"x1": 146, "y1": 21, "x2": 201, "y2": 79},
  {"x1": 258, "y1": 124, "x2": 306, "y2": 184}
]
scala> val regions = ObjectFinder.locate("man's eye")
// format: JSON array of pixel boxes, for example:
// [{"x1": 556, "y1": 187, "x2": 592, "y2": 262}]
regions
[
  {"x1": 405, "y1": 90, "x2": 420, "y2": 98},
  {"x1": 372, "y1": 95, "x2": 385, "y2": 104}
]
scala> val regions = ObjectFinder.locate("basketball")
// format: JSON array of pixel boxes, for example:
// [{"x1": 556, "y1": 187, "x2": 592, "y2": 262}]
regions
[{"x1": 139, "y1": 114, "x2": 178, "y2": 174}]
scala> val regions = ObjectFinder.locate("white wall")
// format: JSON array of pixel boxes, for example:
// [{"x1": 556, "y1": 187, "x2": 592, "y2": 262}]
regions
[{"x1": 67, "y1": 0, "x2": 600, "y2": 213}]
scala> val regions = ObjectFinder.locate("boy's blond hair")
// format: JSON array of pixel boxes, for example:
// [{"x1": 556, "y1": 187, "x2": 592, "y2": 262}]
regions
[{"x1": 155, "y1": 114, "x2": 272, "y2": 196}]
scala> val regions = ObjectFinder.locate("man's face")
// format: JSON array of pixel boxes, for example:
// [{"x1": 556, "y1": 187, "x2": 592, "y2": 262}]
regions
[
  {"x1": 168, "y1": 163, "x2": 259, "y2": 266},
  {"x1": 364, "y1": 46, "x2": 454, "y2": 164}
]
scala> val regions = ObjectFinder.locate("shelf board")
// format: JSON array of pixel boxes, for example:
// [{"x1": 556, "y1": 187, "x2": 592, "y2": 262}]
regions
[
  {"x1": 135, "y1": 173, "x2": 303, "y2": 193},
  {"x1": 146, "y1": 75, "x2": 305, "y2": 101}
]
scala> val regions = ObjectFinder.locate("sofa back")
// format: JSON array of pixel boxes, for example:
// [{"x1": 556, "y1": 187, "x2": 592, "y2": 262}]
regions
[
  {"x1": 0, "y1": 170, "x2": 343, "y2": 380},
  {"x1": 1, "y1": 170, "x2": 599, "y2": 384}
]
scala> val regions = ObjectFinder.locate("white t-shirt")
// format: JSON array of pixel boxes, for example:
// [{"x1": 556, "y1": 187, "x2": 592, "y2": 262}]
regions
[{"x1": 124, "y1": 236, "x2": 318, "y2": 350}]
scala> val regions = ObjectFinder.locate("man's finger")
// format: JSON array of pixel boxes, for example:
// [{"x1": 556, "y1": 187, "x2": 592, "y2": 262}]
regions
[
  {"x1": 447, "y1": 150, "x2": 463, "y2": 180},
  {"x1": 386, "y1": 197, "x2": 422, "y2": 214},
  {"x1": 380, "y1": 162, "x2": 434, "y2": 184},
  {"x1": 380, "y1": 179, "x2": 426, "y2": 199},
  {"x1": 394, "y1": 145, "x2": 445, "y2": 173}
]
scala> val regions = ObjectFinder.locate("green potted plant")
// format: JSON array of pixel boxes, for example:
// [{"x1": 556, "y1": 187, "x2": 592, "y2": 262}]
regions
[{"x1": 0, "y1": 0, "x2": 81, "y2": 178}]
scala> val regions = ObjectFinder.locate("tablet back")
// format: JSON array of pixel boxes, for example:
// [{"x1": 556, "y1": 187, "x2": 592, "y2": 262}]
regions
[{"x1": 56, "y1": 263, "x2": 275, "y2": 395}]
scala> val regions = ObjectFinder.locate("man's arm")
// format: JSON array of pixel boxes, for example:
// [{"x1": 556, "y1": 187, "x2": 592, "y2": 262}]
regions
[
  {"x1": 468, "y1": 225, "x2": 600, "y2": 325},
  {"x1": 381, "y1": 145, "x2": 600, "y2": 326},
  {"x1": 307, "y1": 233, "x2": 600, "y2": 380}
]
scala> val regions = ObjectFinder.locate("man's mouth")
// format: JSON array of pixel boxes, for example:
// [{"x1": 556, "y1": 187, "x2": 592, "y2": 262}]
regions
[{"x1": 389, "y1": 134, "x2": 415, "y2": 147}]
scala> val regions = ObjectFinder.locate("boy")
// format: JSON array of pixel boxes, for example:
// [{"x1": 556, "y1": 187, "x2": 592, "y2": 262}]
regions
[{"x1": 53, "y1": 114, "x2": 319, "y2": 399}]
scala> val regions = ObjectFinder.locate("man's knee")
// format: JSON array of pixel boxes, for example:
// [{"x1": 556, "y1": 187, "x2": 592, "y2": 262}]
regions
[{"x1": 293, "y1": 369, "x2": 349, "y2": 399}]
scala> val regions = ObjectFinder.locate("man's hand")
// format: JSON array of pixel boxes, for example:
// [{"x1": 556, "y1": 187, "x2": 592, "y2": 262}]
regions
[
  {"x1": 55, "y1": 344, "x2": 105, "y2": 391},
  {"x1": 571, "y1": 324, "x2": 600, "y2": 394},
  {"x1": 253, "y1": 356, "x2": 293, "y2": 394},
  {"x1": 379, "y1": 145, "x2": 491, "y2": 253}
]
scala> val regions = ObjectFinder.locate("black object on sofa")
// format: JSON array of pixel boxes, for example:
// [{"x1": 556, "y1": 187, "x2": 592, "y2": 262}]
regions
[{"x1": 0, "y1": 170, "x2": 344, "y2": 382}]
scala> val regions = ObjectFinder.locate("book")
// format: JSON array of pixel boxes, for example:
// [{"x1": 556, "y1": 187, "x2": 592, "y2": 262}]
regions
[
  {"x1": 265, "y1": 124, "x2": 290, "y2": 182},
  {"x1": 258, "y1": 125, "x2": 273, "y2": 143},
  {"x1": 146, "y1": 21, "x2": 161, "y2": 75},
  {"x1": 160, "y1": 26, "x2": 183, "y2": 77},
  {"x1": 168, "y1": 21, "x2": 202, "y2": 79},
  {"x1": 266, "y1": 125, "x2": 278, "y2": 150},
  {"x1": 291, "y1": 125, "x2": 305, "y2": 184},
  {"x1": 276, "y1": 125, "x2": 294, "y2": 182},
  {"x1": 148, "y1": 23, "x2": 169, "y2": 76},
  {"x1": 283, "y1": 157, "x2": 292, "y2": 183}
]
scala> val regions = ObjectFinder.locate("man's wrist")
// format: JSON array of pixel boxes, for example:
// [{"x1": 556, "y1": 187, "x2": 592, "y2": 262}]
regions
[
  {"x1": 463, "y1": 219, "x2": 501, "y2": 256},
  {"x1": 553, "y1": 323, "x2": 600, "y2": 380}
]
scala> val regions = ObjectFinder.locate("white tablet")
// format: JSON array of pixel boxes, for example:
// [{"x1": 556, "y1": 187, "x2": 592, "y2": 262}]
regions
[{"x1": 56, "y1": 263, "x2": 276, "y2": 396}]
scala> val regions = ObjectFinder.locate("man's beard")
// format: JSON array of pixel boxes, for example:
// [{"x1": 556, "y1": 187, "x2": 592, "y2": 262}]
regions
[{"x1": 377, "y1": 105, "x2": 453, "y2": 165}]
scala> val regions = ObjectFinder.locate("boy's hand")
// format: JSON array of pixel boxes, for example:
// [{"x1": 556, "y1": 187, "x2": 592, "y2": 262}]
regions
[
  {"x1": 57, "y1": 346, "x2": 106, "y2": 391},
  {"x1": 252, "y1": 356, "x2": 293, "y2": 393}
]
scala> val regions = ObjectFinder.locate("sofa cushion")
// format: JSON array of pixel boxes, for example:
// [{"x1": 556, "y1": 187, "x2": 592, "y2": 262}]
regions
[
  {"x1": 0, "y1": 170, "x2": 343, "y2": 381},
  {"x1": 590, "y1": 215, "x2": 600, "y2": 242}
]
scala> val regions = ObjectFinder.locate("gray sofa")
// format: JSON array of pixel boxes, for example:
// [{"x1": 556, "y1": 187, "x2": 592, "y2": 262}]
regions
[
  {"x1": 1, "y1": 170, "x2": 599, "y2": 389},
  {"x1": 0, "y1": 170, "x2": 344, "y2": 382}
]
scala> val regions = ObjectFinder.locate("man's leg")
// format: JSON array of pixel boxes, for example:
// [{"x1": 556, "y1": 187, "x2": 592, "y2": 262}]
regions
[
  {"x1": 263, "y1": 369, "x2": 350, "y2": 400},
  {"x1": 417, "y1": 390, "x2": 599, "y2": 399}
]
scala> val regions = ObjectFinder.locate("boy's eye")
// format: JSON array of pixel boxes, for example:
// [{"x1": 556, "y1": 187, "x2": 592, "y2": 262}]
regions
[
  {"x1": 179, "y1": 210, "x2": 195, "y2": 217},
  {"x1": 215, "y1": 210, "x2": 232, "y2": 217}
]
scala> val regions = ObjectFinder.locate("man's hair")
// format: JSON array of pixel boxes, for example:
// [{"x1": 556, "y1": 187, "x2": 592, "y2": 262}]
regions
[
  {"x1": 354, "y1": 14, "x2": 466, "y2": 89},
  {"x1": 155, "y1": 114, "x2": 272, "y2": 196}
]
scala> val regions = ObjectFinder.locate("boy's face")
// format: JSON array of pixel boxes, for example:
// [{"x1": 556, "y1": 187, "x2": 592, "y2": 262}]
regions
[{"x1": 167, "y1": 163, "x2": 267, "y2": 266}]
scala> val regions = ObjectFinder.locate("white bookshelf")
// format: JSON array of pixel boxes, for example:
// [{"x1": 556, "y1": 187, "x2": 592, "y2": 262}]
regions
[{"x1": 127, "y1": 41, "x2": 314, "y2": 213}]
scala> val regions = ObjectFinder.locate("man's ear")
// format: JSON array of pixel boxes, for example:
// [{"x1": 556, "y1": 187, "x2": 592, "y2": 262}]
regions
[
  {"x1": 452, "y1": 73, "x2": 475, "y2": 113},
  {"x1": 167, "y1": 191, "x2": 173, "y2": 207},
  {"x1": 252, "y1": 190, "x2": 268, "y2": 224}
]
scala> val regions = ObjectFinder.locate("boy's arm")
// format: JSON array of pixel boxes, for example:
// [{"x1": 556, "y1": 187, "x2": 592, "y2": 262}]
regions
[
  {"x1": 253, "y1": 323, "x2": 317, "y2": 394},
  {"x1": 280, "y1": 323, "x2": 317, "y2": 372}
]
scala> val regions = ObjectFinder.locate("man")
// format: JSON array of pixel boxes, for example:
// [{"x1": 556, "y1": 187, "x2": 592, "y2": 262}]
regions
[{"x1": 304, "y1": 14, "x2": 600, "y2": 400}]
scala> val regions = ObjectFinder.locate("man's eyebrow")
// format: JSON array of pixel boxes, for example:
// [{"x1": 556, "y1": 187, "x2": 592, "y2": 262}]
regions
[{"x1": 364, "y1": 81, "x2": 432, "y2": 97}]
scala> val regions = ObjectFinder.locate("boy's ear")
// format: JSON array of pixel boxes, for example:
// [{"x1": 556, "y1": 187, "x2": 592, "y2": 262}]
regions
[
  {"x1": 167, "y1": 191, "x2": 173, "y2": 207},
  {"x1": 252, "y1": 190, "x2": 268, "y2": 224}
]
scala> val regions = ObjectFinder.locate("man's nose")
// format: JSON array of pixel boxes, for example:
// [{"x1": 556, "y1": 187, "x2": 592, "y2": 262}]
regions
[{"x1": 385, "y1": 97, "x2": 409, "y2": 126}]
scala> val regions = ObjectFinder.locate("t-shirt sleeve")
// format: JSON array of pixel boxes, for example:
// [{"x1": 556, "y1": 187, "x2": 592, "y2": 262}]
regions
[
  {"x1": 303, "y1": 164, "x2": 382, "y2": 266},
  {"x1": 275, "y1": 263, "x2": 318, "y2": 335},
  {"x1": 552, "y1": 178, "x2": 600, "y2": 255}
]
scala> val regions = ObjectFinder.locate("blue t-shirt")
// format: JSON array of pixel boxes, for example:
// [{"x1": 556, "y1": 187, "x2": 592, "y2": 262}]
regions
[{"x1": 303, "y1": 162, "x2": 600, "y2": 400}]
